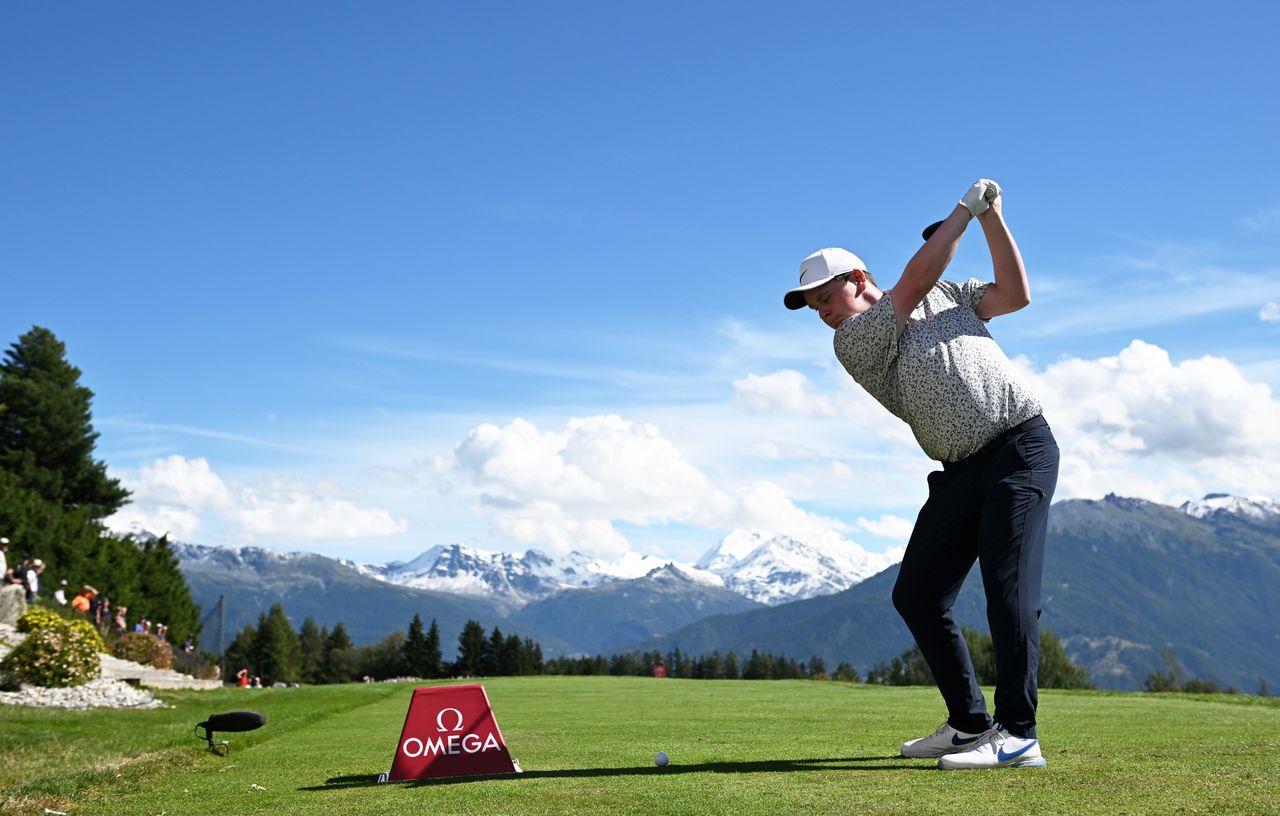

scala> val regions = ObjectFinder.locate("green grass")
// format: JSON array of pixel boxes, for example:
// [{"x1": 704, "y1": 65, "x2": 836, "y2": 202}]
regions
[{"x1": 3, "y1": 677, "x2": 1279, "y2": 815}]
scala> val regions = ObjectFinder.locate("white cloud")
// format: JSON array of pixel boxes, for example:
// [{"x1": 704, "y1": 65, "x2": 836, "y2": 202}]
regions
[
  {"x1": 106, "y1": 455, "x2": 407, "y2": 543},
  {"x1": 232, "y1": 476, "x2": 408, "y2": 540},
  {"x1": 734, "y1": 481, "x2": 853, "y2": 548},
  {"x1": 449, "y1": 415, "x2": 733, "y2": 527},
  {"x1": 734, "y1": 370, "x2": 838, "y2": 417},
  {"x1": 433, "y1": 414, "x2": 865, "y2": 558},
  {"x1": 1261, "y1": 302, "x2": 1280, "y2": 323},
  {"x1": 488, "y1": 501, "x2": 632, "y2": 561},
  {"x1": 1017, "y1": 340, "x2": 1280, "y2": 503},
  {"x1": 126, "y1": 455, "x2": 233, "y2": 510},
  {"x1": 856, "y1": 514, "x2": 914, "y2": 542}
]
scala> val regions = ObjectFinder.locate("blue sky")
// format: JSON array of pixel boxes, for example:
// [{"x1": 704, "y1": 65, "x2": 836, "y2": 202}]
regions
[{"x1": 5, "y1": 2, "x2": 1279, "y2": 565}]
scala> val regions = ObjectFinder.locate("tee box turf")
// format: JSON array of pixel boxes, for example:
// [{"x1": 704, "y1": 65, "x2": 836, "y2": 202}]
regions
[{"x1": 381, "y1": 683, "x2": 521, "y2": 782}]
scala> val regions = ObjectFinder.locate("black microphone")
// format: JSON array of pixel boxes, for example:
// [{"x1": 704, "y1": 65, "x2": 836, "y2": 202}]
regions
[{"x1": 195, "y1": 710, "x2": 267, "y2": 754}]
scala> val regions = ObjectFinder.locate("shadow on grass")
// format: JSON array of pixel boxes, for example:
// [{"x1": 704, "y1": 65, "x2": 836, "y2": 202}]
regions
[{"x1": 301, "y1": 756, "x2": 924, "y2": 791}]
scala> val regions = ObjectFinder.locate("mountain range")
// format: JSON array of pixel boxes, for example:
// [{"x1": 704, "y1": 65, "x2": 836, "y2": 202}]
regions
[
  {"x1": 639, "y1": 494, "x2": 1280, "y2": 692},
  {"x1": 342, "y1": 531, "x2": 896, "y2": 608},
  {"x1": 172, "y1": 493, "x2": 1279, "y2": 691}
]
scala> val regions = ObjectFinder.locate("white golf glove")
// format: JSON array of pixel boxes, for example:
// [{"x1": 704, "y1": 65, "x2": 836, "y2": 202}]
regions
[{"x1": 959, "y1": 178, "x2": 1002, "y2": 217}]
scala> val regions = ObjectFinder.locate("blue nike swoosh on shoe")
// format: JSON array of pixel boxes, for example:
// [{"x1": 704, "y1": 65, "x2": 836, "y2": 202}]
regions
[
  {"x1": 951, "y1": 734, "x2": 981, "y2": 746},
  {"x1": 997, "y1": 741, "x2": 1038, "y2": 762}
]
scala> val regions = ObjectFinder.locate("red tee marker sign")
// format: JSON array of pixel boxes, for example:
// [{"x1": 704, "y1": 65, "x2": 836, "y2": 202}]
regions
[{"x1": 386, "y1": 684, "x2": 520, "y2": 782}]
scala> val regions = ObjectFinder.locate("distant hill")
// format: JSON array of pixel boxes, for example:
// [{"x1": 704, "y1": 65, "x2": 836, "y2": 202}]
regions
[
  {"x1": 510, "y1": 564, "x2": 762, "y2": 653},
  {"x1": 175, "y1": 543, "x2": 570, "y2": 652},
  {"x1": 176, "y1": 544, "x2": 760, "y2": 656},
  {"x1": 637, "y1": 496, "x2": 1280, "y2": 692}
]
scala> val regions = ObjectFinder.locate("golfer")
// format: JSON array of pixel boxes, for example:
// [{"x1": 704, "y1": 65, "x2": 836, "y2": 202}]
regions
[{"x1": 784, "y1": 179, "x2": 1059, "y2": 770}]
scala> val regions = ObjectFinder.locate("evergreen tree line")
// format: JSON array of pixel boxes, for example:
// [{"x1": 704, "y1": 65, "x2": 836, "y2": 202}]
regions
[
  {"x1": 545, "y1": 648, "x2": 861, "y2": 682},
  {"x1": 0, "y1": 327, "x2": 201, "y2": 641},
  {"x1": 221, "y1": 608, "x2": 545, "y2": 685},
  {"x1": 863, "y1": 627, "x2": 1093, "y2": 689}
]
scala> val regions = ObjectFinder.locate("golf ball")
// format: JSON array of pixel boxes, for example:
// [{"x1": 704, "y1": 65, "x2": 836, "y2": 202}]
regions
[{"x1": 654, "y1": 752, "x2": 669, "y2": 767}]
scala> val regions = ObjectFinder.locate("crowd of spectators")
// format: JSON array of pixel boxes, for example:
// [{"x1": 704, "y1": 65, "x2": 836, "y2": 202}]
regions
[{"x1": 1, "y1": 535, "x2": 196, "y2": 654}]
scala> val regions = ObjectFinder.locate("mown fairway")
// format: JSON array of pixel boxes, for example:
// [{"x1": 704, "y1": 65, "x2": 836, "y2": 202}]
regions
[{"x1": 3, "y1": 676, "x2": 1278, "y2": 815}]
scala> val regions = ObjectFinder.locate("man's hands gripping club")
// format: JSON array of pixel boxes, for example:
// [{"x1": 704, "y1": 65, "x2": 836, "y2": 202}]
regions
[
  {"x1": 923, "y1": 179, "x2": 1003, "y2": 240},
  {"x1": 960, "y1": 179, "x2": 1002, "y2": 218}
]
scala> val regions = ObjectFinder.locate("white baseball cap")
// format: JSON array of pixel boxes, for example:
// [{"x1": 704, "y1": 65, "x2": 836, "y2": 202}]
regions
[{"x1": 784, "y1": 247, "x2": 867, "y2": 310}]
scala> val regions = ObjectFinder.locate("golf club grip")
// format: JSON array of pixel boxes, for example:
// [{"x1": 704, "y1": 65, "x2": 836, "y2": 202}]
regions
[{"x1": 921, "y1": 220, "x2": 944, "y2": 242}]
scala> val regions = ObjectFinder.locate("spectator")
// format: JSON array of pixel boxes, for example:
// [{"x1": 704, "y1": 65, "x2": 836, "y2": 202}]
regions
[
  {"x1": 24, "y1": 559, "x2": 45, "y2": 602},
  {"x1": 0, "y1": 537, "x2": 9, "y2": 584},
  {"x1": 155, "y1": 622, "x2": 167, "y2": 640},
  {"x1": 11, "y1": 553, "x2": 30, "y2": 587},
  {"x1": 71, "y1": 585, "x2": 98, "y2": 614},
  {"x1": 237, "y1": 667, "x2": 250, "y2": 688},
  {"x1": 94, "y1": 595, "x2": 111, "y2": 628},
  {"x1": 181, "y1": 634, "x2": 196, "y2": 653},
  {"x1": 112, "y1": 605, "x2": 128, "y2": 634},
  {"x1": 53, "y1": 578, "x2": 70, "y2": 605}
]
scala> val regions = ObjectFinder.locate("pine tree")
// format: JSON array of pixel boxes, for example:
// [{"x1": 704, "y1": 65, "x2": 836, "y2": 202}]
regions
[
  {"x1": 401, "y1": 614, "x2": 429, "y2": 678},
  {"x1": 131, "y1": 534, "x2": 200, "y2": 642},
  {"x1": 423, "y1": 619, "x2": 443, "y2": 679},
  {"x1": 501, "y1": 634, "x2": 523, "y2": 676},
  {"x1": 224, "y1": 624, "x2": 259, "y2": 678},
  {"x1": 323, "y1": 622, "x2": 358, "y2": 683},
  {"x1": 483, "y1": 627, "x2": 504, "y2": 676},
  {"x1": 807, "y1": 656, "x2": 828, "y2": 680},
  {"x1": 724, "y1": 650, "x2": 740, "y2": 679},
  {"x1": 361, "y1": 630, "x2": 405, "y2": 680},
  {"x1": 251, "y1": 604, "x2": 302, "y2": 684},
  {"x1": 0, "y1": 468, "x2": 100, "y2": 582},
  {"x1": 456, "y1": 620, "x2": 486, "y2": 677},
  {"x1": 524, "y1": 638, "x2": 542, "y2": 675},
  {"x1": 0, "y1": 326, "x2": 129, "y2": 518},
  {"x1": 833, "y1": 661, "x2": 860, "y2": 683},
  {"x1": 298, "y1": 617, "x2": 326, "y2": 684}
]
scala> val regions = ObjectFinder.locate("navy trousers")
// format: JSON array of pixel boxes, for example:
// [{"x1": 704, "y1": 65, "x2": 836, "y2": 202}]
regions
[{"x1": 891, "y1": 416, "x2": 1059, "y2": 739}]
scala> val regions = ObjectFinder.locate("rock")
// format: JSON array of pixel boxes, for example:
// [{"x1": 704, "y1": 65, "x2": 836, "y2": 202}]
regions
[{"x1": 0, "y1": 584, "x2": 26, "y2": 626}]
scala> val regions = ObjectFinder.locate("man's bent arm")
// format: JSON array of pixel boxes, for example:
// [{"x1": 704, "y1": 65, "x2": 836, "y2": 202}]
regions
[
  {"x1": 975, "y1": 201, "x2": 1029, "y2": 319},
  {"x1": 890, "y1": 203, "x2": 971, "y2": 334}
]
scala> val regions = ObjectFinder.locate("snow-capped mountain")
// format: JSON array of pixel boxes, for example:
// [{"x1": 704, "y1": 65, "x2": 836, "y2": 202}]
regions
[
  {"x1": 344, "y1": 543, "x2": 724, "y2": 607},
  {"x1": 341, "y1": 529, "x2": 897, "y2": 609},
  {"x1": 697, "y1": 530, "x2": 900, "y2": 605},
  {"x1": 1179, "y1": 493, "x2": 1280, "y2": 523}
]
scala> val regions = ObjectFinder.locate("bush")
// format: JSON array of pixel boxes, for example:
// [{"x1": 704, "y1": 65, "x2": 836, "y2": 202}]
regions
[
  {"x1": 68, "y1": 618, "x2": 109, "y2": 653},
  {"x1": 113, "y1": 633, "x2": 174, "y2": 670},
  {"x1": 15, "y1": 606, "x2": 64, "y2": 635},
  {"x1": 0, "y1": 623, "x2": 102, "y2": 688}
]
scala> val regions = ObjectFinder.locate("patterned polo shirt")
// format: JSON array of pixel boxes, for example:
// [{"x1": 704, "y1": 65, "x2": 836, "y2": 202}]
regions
[{"x1": 833, "y1": 278, "x2": 1042, "y2": 462}]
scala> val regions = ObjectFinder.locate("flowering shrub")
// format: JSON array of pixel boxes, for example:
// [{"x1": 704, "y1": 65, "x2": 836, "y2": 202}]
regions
[
  {"x1": 113, "y1": 633, "x2": 174, "y2": 670},
  {"x1": 0, "y1": 622, "x2": 102, "y2": 688},
  {"x1": 13, "y1": 606, "x2": 108, "y2": 653},
  {"x1": 66, "y1": 617, "x2": 109, "y2": 653},
  {"x1": 15, "y1": 607, "x2": 64, "y2": 635}
]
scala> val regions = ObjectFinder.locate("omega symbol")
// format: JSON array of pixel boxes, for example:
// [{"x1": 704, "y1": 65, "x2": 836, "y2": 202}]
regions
[{"x1": 436, "y1": 707, "x2": 465, "y2": 733}]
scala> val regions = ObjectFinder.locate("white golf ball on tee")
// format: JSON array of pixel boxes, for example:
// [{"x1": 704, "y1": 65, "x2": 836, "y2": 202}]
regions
[{"x1": 654, "y1": 751, "x2": 669, "y2": 767}]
